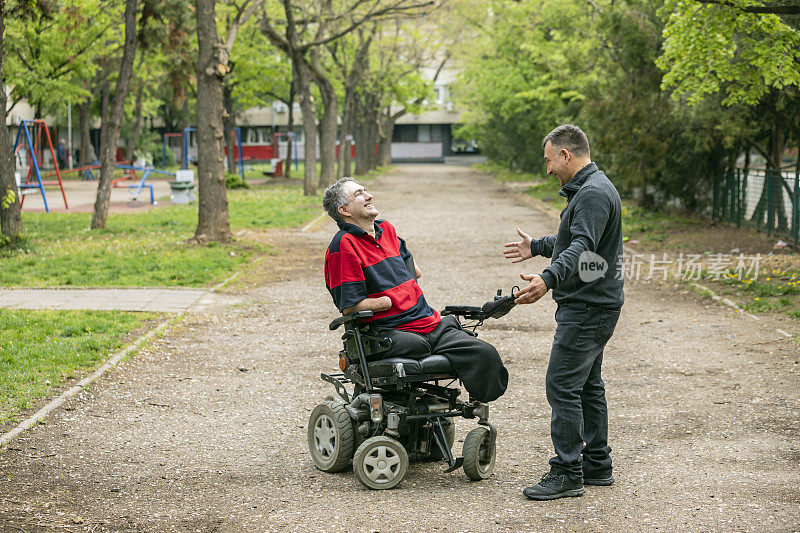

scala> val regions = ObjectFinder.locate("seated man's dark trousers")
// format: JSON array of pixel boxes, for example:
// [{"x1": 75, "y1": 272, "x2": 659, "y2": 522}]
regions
[
  {"x1": 547, "y1": 303, "x2": 621, "y2": 480},
  {"x1": 373, "y1": 315, "x2": 508, "y2": 403}
]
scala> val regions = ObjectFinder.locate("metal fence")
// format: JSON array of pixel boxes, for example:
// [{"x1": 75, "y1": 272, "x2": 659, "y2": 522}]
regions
[{"x1": 713, "y1": 168, "x2": 800, "y2": 246}]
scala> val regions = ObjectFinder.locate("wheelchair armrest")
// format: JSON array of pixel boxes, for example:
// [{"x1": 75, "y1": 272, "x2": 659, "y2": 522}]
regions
[
  {"x1": 329, "y1": 310, "x2": 374, "y2": 331},
  {"x1": 441, "y1": 305, "x2": 484, "y2": 321}
]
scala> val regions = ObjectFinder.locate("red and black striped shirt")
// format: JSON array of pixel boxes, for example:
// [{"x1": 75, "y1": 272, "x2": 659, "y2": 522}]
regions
[{"x1": 324, "y1": 220, "x2": 441, "y2": 333}]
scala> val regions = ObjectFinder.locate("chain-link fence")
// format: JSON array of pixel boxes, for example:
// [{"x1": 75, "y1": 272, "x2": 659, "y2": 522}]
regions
[{"x1": 713, "y1": 168, "x2": 800, "y2": 246}]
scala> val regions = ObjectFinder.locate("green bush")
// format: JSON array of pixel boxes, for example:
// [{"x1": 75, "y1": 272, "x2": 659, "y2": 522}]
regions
[{"x1": 226, "y1": 172, "x2": 250, "y2": 189}]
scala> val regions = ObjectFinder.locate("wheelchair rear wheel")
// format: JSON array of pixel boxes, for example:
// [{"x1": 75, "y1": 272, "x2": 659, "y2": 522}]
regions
[
  {"x1": 462, "y1": 427, "x2": 496, "y2": 480},
  {"x1": 353, "y1": 436, "x2": 409, "y2": 490},
  {"x1": 307, "y1": 400, "x2": 356, "y2": 472}
]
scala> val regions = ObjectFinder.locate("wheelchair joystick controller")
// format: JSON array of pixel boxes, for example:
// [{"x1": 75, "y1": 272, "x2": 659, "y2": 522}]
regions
[{"x1": 480, "y1": 286, "x2": 519, "y2": 320}]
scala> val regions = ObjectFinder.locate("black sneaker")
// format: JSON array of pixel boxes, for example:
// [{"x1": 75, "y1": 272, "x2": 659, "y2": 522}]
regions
[
  {"x1": 523, "y1": 472, "x2": 585, "y2": 500},
  {"x1": 583, "y1": 469, "x2": 614, "y2": 486}
]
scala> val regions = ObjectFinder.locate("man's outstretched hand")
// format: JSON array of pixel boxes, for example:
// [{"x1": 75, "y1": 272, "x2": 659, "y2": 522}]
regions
[
  {"x1": 503, "y1": 228, "x2": 533, "y2": 263},
  {"x1": 514, "y1": 273, "x2": 548, "y2": 305}
]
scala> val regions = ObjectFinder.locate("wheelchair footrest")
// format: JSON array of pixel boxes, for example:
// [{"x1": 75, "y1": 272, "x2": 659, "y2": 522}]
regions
[{"x1": 444, "y1": 457, "x2": 464, "y2": 473}]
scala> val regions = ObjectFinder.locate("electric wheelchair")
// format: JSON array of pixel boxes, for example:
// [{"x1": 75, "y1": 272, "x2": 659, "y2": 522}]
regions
[{"x1": 307, "y1": 288, "x2": 517, "y2": 490}]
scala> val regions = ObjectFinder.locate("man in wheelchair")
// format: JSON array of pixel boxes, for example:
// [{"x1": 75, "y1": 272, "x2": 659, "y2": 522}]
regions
[
  {"x1": 309, "y1": 177, "x2": 510, "y2": 489},
  {"x1": 322, "y1": 177, "x2": 508, "y2": 403}
]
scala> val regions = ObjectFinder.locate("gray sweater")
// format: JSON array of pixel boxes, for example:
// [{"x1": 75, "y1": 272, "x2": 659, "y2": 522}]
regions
[{"x1": 532, "y1": 162, "x2": 625, "y2": 309}]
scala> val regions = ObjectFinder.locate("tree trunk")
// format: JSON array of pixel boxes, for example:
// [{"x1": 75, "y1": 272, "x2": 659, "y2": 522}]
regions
[
  {"x1": 377, "y1": 130, "x2": 391, "y2": 166},
  {"x1": 338, "y1": 86, "x2": 353, "y2": 179},
  {"x1": 343, "y1": 136, "x2": 352, "y2": 178},
  {"x1": 294, "y1": 55, "x2": 316, "y2": 196},
  {"x1": 126, "y1": 78, "x2": 145, "y2": 161},
  {"x1": 377, "y1": 110, "x2": 395, "y2": 167},
  {"x1": 91, "y1": 0, "x2": 138, "y2": 230},
  {"x1": 98, "y1": 79, "x2": 110, "y2": 164},
  {"x1": 0, "y1": 2, "x2": 22, "y2": 242},
  {"x1": 194, "y1": 0, "x2": 232, "y2": 242},
  {"x1": 223, "y1": 79, "x2": 237, "y2": 174},
  {"x1": 79, "y1": 100, "x2": 93, "y2": 165},
  {"x1": 284, "y1": 78, "x2": 295, "y2": 179},
  {"x1": 748, "y1": 110, "x2": 788, "y2": 231},
  {"x1": 769, "y1": 115, "x2": 788, "y2": 231},
  {"x1": 353, "y1": 91, "x2": 379, "y2": 176},
  {"x1": 367, "y1": 118, "x2": 379, "y2": 171},
  {"x1": 354, "y1": 118, "x2": 370, "y2": 176},
  {"x1": 316, "y1": 78, "x2": 337, "y2": 189}
]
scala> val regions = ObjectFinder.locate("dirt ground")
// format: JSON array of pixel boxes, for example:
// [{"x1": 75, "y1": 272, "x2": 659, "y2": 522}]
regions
[{"x1": 1, "y1": 165, "x2": 799, "y2": 532}]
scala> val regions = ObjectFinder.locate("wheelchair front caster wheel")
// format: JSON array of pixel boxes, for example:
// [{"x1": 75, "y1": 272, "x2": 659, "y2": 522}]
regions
[
  {"x1": 462, "y1": 427, "x2": 496, "y2": 480},
  {"x1": 353, "y1": 436, "x2": 409, "y2": 490},
  {"x1": 307, "y1": 401, "x2": 355, "y2": 473}
]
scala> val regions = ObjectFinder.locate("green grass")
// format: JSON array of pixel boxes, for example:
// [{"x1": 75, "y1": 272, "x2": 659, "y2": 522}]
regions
[
  {"x1": 476, "y1": 161, "x2": 567, "y2": 207},
  {"x1": 475, "y1": 161, "x2": 541, "y2": 183},
  {"x1": 243, "y1": 161, "x2": 388, "y2": 183},
  {"x1": 621, "y1": 205, "x2": 689, "y2": 245},
  {"x1": 526, "y1": 180, "x2": 566, "y2": 207},
  {"x1": 243, "y1": 161, "x2": 320, "y2": 182},
  {"x1": 0, "y1": 308, "x2": 159, "y2": 423},
  {"x1": 1, "y1": 185, "x2": 322, "y2": 287},
  {"x1": 710, "y1": 268, "x2": 800, "y2": 317}
]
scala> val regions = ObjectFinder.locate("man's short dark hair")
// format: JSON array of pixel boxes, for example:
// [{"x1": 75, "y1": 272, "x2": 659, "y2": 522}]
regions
[
  {"x1": 323, "y1": 177, "x2": 355, "y2": 224},
  {"x1": 542, "y1": 124, "x2": 590, "y2": 157}
]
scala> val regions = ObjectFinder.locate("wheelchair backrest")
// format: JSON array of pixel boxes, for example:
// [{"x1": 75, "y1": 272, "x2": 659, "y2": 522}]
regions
[{"x1": 341, "y1": 324, "x2": 391, "y2": 363}]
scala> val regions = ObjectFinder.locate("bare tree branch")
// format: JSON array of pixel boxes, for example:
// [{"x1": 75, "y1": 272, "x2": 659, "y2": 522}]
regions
[
  {"x1": 742, "y1": 134, "x2": 771, "y2": 162},
  {"x1": 224, "y1": 0, "x2": 265, "y2": 53},
  {"x1": 695, "y1": 0, "x2": 800, "y2": 14}
]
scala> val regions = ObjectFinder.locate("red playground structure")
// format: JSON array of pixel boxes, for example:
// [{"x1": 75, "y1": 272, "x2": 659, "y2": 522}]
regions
[{"x1": 13, "y1": 119, "x2": 69, "y2": 212}]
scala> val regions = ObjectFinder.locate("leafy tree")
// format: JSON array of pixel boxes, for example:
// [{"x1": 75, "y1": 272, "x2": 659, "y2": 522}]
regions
[
  {"x1": 194, "y1": 0, "x2": 263, "y2": 243},
  {"x1": 1, "y1": 0, "x2": 22, "y2": 242},
  {"x1": 454, "y1": 0, "x2": 596, "y2": 171},
  {"x1": 582, "y1": 0, "x2": 734, "y2": 210},
  {"x1": 657, "y1": 0, "x2": 800, "y2": 227},
  {"x1": 5, "y1": 0, "x2": 113, "y2": 115},
  {"x1": 657, "y1": 0, "x2": 800, "y2": 106},
  {"x1": 228, "y1": 25, "x2": 296, "y2": 176},
  {"x1": 453, "y1": 0, "x2": 766, "y2": 213},
  {"x1": 260, "y1": 0, "x2": 436, "y2": 195},
  {"x1": 91, "y1": 0, "x2": 140, "y2": 229}
]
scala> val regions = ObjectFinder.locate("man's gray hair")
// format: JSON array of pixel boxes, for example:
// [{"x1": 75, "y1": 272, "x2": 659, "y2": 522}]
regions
[
  {"x1": 323, "y1": 177, "x2": 356, "y2": 223},
  {"x1": 542, "y1": 124, "x2": 590, "y2": 157}
]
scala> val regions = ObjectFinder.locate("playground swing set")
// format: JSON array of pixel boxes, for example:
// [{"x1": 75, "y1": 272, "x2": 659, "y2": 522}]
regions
[
  {"x1": 162, "y1": 127, "x2": 245, "y2": 179},
  {"x1": 162, "y1": 127, "x2": 298, "y2": 178},
  {"x1": 12, "y1": 119, "x2": 187, "y2": 212},
  {"x1": 14, "y1": 120, "x2": 298, "y2": 213},
  {"x1": 12, "y1": 119, "x2": 69, "y2": 212}
]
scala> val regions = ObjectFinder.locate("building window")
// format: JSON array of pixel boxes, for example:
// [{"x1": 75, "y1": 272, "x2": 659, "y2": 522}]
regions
[
  {"x1": 392, "y1": 124, "x2": 444, "y2": 143},
  {"x1": 418, "y1": 125, "x2": 431, "y2": 142},
  {"x1": 244, "y1": 126, "x2": 271, "y2": 144},
  {"x1": 392, "y1": 125, "x2": 418, "y2": 143},
  {"x1": 434, "y1": 85, "x2": 447, "y2": 104}
]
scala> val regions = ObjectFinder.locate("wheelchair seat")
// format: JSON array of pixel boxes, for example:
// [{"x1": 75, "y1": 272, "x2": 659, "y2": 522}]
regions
[{"x1": 367, "y1": 354, "x2": 455, "y2": 378}]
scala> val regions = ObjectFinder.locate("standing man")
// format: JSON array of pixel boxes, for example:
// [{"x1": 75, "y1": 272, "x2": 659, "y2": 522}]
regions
[
  {"x1": 56, "y1": 139, "x2": 67, "y2": 170},
  {"x1": 503, "y1": 124, "x2": 624, "y2": 500}
]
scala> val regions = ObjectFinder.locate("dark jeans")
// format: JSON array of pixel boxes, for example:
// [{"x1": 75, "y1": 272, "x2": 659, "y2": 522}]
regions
[
  {"x1": 374, "y1": 315, "x2": 509, "y2": 403},
  {"x1": 547, "y1": 303, "x2": 621, "y2": 480}
]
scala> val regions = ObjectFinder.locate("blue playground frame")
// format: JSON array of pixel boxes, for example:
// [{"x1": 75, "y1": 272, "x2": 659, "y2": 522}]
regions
[
  {"x1": 178, "y1": 127, "x2": 244, "y2": 181},
  {"x1": 12, "y1": 120, "x2": 50, "y2": 212},
  {"x1": 113, "y1": 164, "x2": 175, "y2": 205}
]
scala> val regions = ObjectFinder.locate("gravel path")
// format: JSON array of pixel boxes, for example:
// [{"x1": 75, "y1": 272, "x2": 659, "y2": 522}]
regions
[{"x1": 1, "y1": 165, "x2": 798, "y2": 532}]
